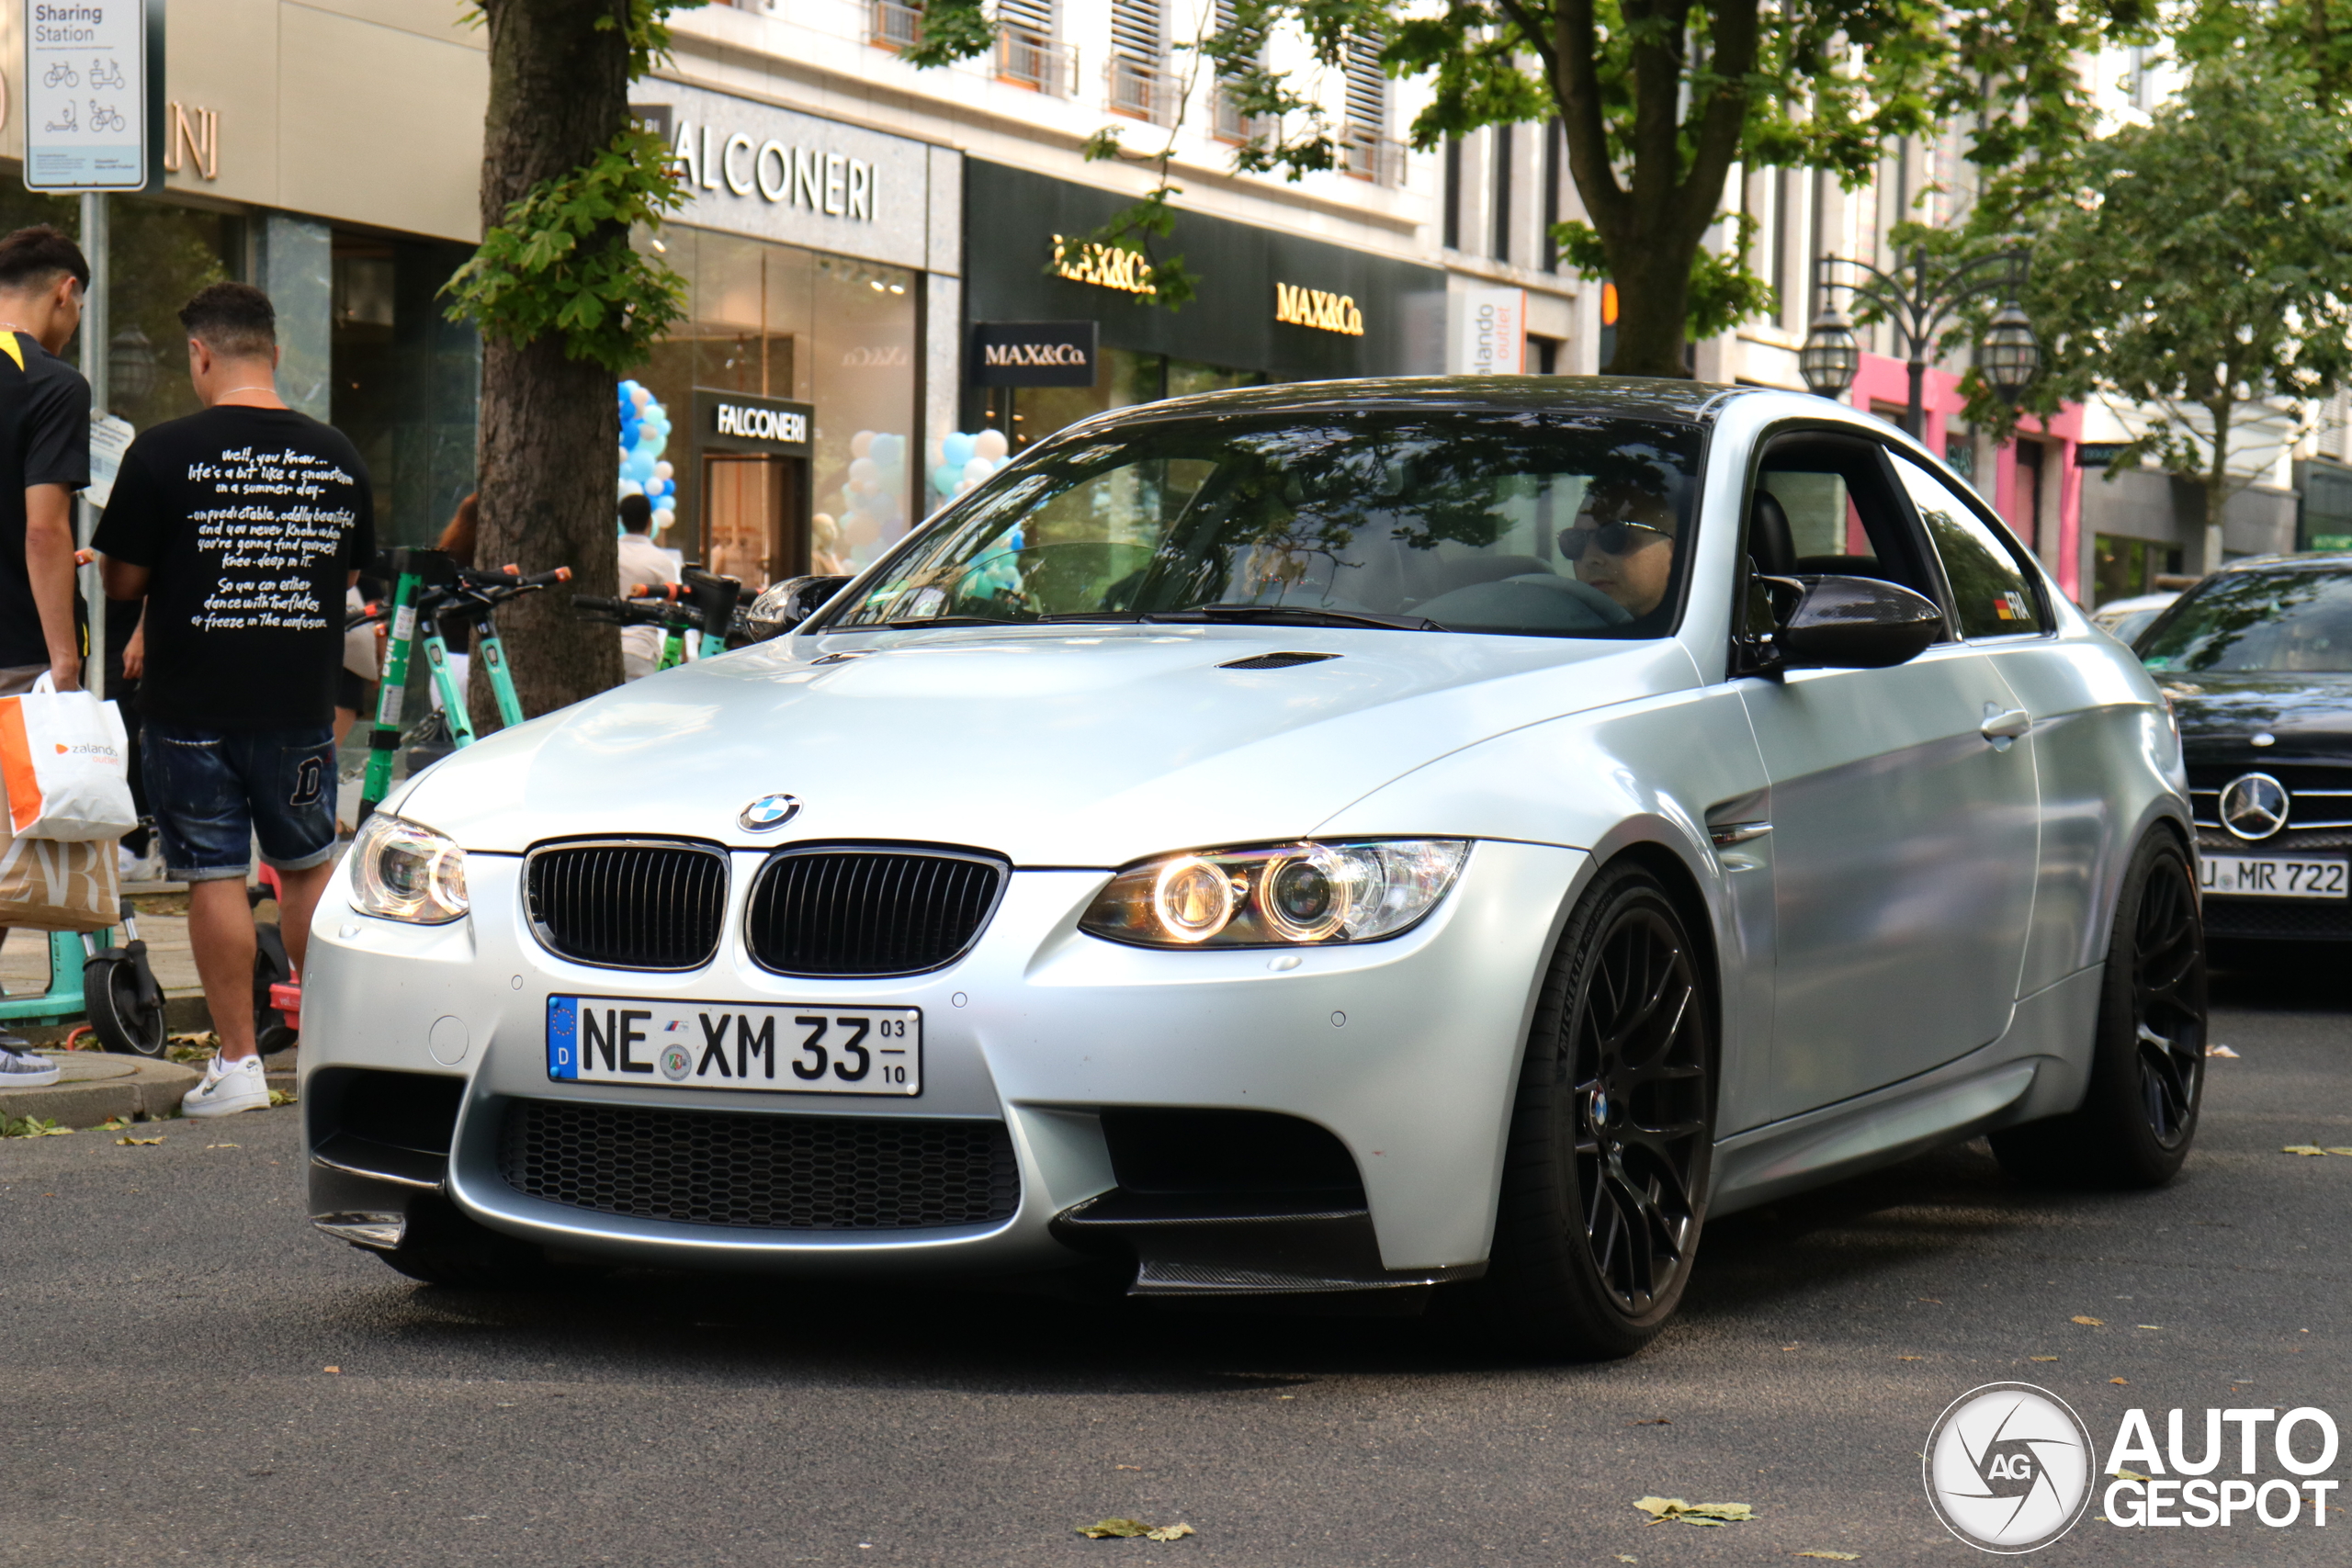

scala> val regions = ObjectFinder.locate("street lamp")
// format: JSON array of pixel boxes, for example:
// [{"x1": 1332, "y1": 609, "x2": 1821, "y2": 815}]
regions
[
  {"x1": 1801, "y1": 248, "x2": 2035, "y2": 437},
  {"x1": 1798, "y1": 305, "x2": 1860, "y2": 399},
  {"x1": 1979, "y1": 303, "x2": 2041, "y2": 406}
]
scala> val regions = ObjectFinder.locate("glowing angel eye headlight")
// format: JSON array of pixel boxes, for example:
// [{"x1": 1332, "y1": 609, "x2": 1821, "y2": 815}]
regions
[
  {"x1": 349, "y1": 812, "x2": 469, "y2": 924},
  {"x1": 1080, "y1": 840, "x2": 1469, "y2": 949}
]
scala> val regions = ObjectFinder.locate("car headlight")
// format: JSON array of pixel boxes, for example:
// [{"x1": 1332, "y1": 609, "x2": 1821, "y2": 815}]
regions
[
  {"x1": 349, "y1": 812, "x2": 469, "y2": 924},
  {"x1": 1080, "y1": 840, "x2": 1470, "y2": 949}
]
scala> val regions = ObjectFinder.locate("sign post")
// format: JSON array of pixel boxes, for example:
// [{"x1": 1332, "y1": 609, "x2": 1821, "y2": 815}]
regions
[{"x1": 23, "y1": 0, "x2": 164, "y2": 699}]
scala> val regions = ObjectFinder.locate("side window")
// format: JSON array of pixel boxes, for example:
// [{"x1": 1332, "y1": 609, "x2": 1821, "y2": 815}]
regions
[{"x1": 1892, "y1": 454, "x2": 2046, "y2": 637}]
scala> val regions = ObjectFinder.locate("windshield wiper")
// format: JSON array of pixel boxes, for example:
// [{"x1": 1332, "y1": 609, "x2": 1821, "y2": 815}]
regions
[
  {"x1": 1146, "y1": 604, "x2": 1446, "y2": 632},
  {"x1": 1035, "y1": 611, "x2": 1152, "y2": 623}
]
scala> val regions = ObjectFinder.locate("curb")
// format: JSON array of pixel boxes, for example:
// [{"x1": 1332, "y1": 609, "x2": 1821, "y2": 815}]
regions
[{"x1": 1, "y1": 1053, "x2": 202, "y2": 1129}]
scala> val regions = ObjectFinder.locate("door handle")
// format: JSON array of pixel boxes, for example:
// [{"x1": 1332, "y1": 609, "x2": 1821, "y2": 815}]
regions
[{"x1": 1980, "y1": 707, "x2": 2031, "y2": 741}]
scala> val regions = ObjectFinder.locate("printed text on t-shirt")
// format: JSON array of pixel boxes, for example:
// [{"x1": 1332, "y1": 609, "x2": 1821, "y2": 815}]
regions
[{"x1": 185, "y1": 446, "x2": 359, "y2": 632}]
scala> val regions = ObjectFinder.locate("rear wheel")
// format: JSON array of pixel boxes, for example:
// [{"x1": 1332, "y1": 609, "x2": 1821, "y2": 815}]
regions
[
  {"x1": 1479, "y1": 863, "x2": 1714, "y2": 1358},
  {"x1": 1991, "y1": 832, "x2": 2206, "y2": 1188}
]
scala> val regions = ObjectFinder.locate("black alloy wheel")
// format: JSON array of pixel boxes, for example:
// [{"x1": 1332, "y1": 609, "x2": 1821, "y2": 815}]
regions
[
  {"x1": 2131, "y1": 845, "x2": 2206, "y2": 1150},
  {"x1": 1479, "y1": 863, "x2": 1714, "y2": 1357},
  {"x1": 83, "y1": 951, "x2": 167, "y2": 1057},
  {"x1": 1991, "y1": 833, "x2": 2206, "y2": 1189}
]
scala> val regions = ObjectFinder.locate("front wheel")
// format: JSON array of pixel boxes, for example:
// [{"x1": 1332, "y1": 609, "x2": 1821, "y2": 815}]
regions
[
  {"x1": 84, "y1": 951, "x2": 167, "y2": 1057},
  {"x1": 1990, "y1": 832, "x2": 2206, "y2": 1189},
  {"x1": 1477, "y1": 862, "x2": 1715, "y2": 1359}
]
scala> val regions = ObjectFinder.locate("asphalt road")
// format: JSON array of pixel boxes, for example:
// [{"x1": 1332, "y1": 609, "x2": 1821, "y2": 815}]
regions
[{"x1": 6, "y1": 964, "x2": 2350, "y2": 1568}]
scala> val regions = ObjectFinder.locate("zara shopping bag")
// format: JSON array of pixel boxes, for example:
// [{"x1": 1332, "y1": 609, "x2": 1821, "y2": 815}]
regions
[
  {"x1": 0, "y1": 813, "x2": 118, "y2": 930},
  {"x1": 0, "y1": 672, "x2": 137, "y2": 840}
]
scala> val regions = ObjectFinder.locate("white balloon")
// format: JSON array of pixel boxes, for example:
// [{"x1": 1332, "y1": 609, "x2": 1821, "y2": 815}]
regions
[
  {"x1": 652, "y1": 508, "x2": 675, "y2": 532},
  {"x1": 973, "y1": 428, "x2": 1010, "y2": 462},
  {"x1": 652, "y1": 460, "x2": 673, "y2": 482}
]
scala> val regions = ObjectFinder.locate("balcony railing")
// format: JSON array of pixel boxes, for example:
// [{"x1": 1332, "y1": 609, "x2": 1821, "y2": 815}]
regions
[
  {"x1": 1105, "y1": 55, "x2": 1182, "y2": 126},
  {"x1": 1339, "y1": 124, "x2": 1405, "y2": 186},
  {"x1": 1212, "y1": 87, "x2": 1270, "y2": 144},
  {"x1": 867, "y1": 0, "x2": 922, "y2": 51},
  {"x1": 998, "y1": 26, "x2": 1078, "y2": 96}
]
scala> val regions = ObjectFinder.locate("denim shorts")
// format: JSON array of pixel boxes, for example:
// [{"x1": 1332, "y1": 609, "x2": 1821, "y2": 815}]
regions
[{"x1": 142, "y1": 721, "x2": 339, "y2": 882}]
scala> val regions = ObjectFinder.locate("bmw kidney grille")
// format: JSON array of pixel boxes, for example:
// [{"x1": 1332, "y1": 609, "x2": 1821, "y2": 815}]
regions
[
  {"x1": 745, "y1": 847, "x2": 1006, "y2": 976},
  {"x1": 525, "y1": 840, "x2": 729, "y2": 970}
]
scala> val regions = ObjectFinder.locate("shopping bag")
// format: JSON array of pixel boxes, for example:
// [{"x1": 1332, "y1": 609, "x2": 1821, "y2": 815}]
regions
[
  {"x1": 0, "y1": 814, "x2": 118, "y2": 931},
  {"x1": 0, "y1": 672, "x2": 137, "y2": 840}
]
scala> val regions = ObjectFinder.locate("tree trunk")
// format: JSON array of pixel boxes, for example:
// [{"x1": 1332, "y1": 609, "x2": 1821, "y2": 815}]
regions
[
  {"x1": 470, "y1": 0, "x2": 630, "y2": 722},
  {"x1": 1602, "y1": 241, "x2": 1695, "y2": 377},
  {"x1": 2202, "y1": 394, "x2": 2233, "y2": 576}
]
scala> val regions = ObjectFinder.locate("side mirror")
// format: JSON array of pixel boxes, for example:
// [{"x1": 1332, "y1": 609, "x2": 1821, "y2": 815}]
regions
[
  {"x1": 742, "y1": 574, "x2": 853, "y2": 642},
  {"x1": 1759, "y1": 574, "x2": 1944, "y2": 671}
]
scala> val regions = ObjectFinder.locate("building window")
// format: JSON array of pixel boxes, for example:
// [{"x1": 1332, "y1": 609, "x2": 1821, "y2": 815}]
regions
[
  {"x1": 1443, "y1": 137, "x2": 1463, "y2": 250},
  {"x1": 1106, "y1": 0, "x2": 1178, "y2": 124},
  {"x1": 1541, "y1": 120, "x2": 1561, "y2": 274},
  {"x1": 1209, "y1": 0, "x2": 1265, "y2": 142},
  {"x1": 1340, "y1": 28, "x2": 1397, "y2": 183},
  {"x1": 1529, "y1": 333, "x2": 1560, "y2": 375},
  {"x1": 1491, "y1": 123, "x2": 1514, "y2": 265},
  {"x1": 997, "y1": 0, "x2": 1071, "y2": 96},
  {"x1": 2094, "y1": 534, "x2": 2185, "y2": 606},
  {"x1": 332, "y1": 232, "x2": 481, "y2": 549},
  {"x1": 2012, "y1": 439, "x2": 2045, "y2": 549}
]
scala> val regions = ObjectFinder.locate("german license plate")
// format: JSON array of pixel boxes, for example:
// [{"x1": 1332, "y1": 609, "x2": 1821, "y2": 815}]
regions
[
  {"x1": 547, "y1": 996, "x2": 921, "y2": 1095},
  {"x1": 2199, "y1": 854, "x2": 2348, "y2": 899}
]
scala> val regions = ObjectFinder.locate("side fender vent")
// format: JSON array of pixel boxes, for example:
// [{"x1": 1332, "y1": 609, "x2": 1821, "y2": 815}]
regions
[{"x1": 1217, "y1": 651, "x2": 1341, "y2": 671}]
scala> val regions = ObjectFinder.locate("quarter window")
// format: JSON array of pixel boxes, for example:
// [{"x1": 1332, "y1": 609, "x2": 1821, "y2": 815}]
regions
[{"x1": 1894, "y1": 454, "x2": 2046, "y2": 637}]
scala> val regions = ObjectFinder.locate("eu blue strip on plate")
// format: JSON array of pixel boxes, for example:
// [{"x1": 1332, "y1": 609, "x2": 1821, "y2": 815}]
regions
[{"x1": 547, "y1": 995, "x2": 579, "y2": 1079}]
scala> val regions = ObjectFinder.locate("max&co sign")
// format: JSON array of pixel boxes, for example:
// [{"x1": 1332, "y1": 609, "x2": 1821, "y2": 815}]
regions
[{"x1": 968, "y1": 321, "x2": 1098, "y2": 389}]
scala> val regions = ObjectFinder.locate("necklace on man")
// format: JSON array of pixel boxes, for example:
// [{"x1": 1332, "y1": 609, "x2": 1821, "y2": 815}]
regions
[{"x1": 220, "y1": 386, "x2": 279, "y2": 398}]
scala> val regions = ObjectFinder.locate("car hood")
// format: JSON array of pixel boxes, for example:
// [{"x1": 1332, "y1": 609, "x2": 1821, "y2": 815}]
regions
[
  {"x1": 397, "y1": 624, "x2": 1701, "y2": 865},
  {"x1": 2154, "y1": 670, "x2": 2352, "y2": 755}
]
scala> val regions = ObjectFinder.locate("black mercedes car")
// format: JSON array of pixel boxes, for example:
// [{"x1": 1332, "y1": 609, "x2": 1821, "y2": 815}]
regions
[{"x1": 2137, "y1": 552, "x2": 2352, "y2": 948}]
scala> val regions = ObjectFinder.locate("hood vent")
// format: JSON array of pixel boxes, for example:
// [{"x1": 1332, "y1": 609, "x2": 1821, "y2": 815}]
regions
[{"x1": 1217, "y1": 651, "x2": 1341, "y2": 671}]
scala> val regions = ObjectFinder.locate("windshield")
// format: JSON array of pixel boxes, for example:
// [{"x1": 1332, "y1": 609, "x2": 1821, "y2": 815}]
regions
[
  {"x1": 828, "y1": 410, "x2": 1704, "y2": 637},
  {"x1": 2139, "y1": 570, "x2": 2352, "y2": 672}
]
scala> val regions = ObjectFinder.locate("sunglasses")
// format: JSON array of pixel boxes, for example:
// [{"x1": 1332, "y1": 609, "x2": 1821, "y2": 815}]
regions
[{"x1": 1563, "y1": 519, "x2": 1674, "y2": 557}]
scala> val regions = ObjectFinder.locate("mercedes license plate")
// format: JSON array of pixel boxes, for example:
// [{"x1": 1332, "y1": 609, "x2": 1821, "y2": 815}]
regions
[
  {"x1": 547, "y1": 996, "x2": 921, "y2": 1095},
  {"x1": 2199, "y1": 854, "x2": 2348, "y2": 899}
]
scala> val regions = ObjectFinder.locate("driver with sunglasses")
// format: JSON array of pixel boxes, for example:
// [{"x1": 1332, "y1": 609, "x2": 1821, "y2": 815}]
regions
[{"x1": 1567, "y1": 479, "x2": 1679, "y2": 626}]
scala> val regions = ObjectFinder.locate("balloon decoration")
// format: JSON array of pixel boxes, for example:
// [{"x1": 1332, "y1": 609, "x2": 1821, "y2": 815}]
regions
[
  {"x1": 616, "y1": 380, "x2": 677, "y2": 537},
  {"x1": 838, "y1": 430, "x2": 910, "y2": 563},
  {"x1": 933, "y1": 427, "x2": 1012, "y2": 502}
]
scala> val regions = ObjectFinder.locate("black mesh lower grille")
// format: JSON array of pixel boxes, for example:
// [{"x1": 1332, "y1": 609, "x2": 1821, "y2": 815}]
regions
[
  {"x1": 2205, "y1": 898, "x2": 2352, "y2": 941},
  {"x1": 745, "y1": 849, "x2": 1004, "y2": 976},
  {"x1": 526, "y1": 842, "x2": 727, "y2": 969},
  {"x1": 498, "y1": 1100, "x2": 1021, "y2": 1230}
]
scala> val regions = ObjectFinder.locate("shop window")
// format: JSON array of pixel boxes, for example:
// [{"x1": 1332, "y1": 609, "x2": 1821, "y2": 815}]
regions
[
  {"x1": 330, "y1": 231, "x2": 482, "y2": 548},
  {"x1": 2093, "y1": 534, "x2": 2185, "y2": 606},
  {"x1": 979, "y1": 350, "x2": 1265, "y2": 459},
  {"x1": 1943, "y1": 429, "x2": 1974, "y2": 484},
  {"x1": 2011, "y1": 438, "x2": 2045, "y2": 549}
]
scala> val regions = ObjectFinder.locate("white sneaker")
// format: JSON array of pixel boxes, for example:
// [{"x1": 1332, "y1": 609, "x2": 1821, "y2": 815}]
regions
[
  {"x1": 0, "y1": 1044, "x2": 62, "y2": 1089},
  {"x1": 181, "y1": 1052, "x2": 270, "y2": 1117}
]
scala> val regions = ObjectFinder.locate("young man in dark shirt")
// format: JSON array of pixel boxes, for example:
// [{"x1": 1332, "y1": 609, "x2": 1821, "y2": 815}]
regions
[
  {"x1": 96, "y1": 283, "x2": 376, "y2": 1117},
  {"x1": 0, "y1": 225, "x2": 91, "y2": 1093}
]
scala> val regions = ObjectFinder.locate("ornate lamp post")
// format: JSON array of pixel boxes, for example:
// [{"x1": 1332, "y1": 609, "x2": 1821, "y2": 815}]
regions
[{"x1": 1796, "y1": 248, "x2": 2038, "y2": 436}]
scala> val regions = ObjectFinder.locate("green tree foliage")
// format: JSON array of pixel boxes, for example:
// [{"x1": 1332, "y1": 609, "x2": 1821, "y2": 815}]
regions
[
  {"x1": 2021, "y1": 48, "x2": 2352, "y2": 543},
  {"x1": 902, "y1": 0, "x2": 2145, "y2": 375}
]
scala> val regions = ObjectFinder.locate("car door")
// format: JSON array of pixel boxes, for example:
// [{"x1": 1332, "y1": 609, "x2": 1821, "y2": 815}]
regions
[{"x1": 1736, "y1": 432, "x2": 2042, "y2": 1121}]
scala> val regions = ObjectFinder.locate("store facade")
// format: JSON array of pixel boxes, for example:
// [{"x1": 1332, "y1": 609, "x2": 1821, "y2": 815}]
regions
[
  {"x1": 625, "y1": 81, "x2": 960, "y2": 582},
  {"x1": 960, "y1": 161, "x2": 1446, "y2": 460}
]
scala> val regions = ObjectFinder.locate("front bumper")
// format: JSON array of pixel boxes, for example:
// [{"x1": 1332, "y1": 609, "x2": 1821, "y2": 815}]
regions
[{"x1": 301, "y1": 839, "x2": 1587, "y2": 1282}]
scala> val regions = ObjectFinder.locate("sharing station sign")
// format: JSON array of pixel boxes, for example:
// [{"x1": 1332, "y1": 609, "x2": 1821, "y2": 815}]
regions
[{"x1": 23, "y1": 0, "x2": 160, "y2": 191}]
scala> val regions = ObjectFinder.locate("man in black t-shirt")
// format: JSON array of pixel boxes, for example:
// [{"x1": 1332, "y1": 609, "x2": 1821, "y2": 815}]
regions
[
  {"x1": 96, "y1": 283, "x2": 376, "y2": 1118},
  {"x1": 0, "y1": 225, "x2": 92, "y2": 1095}
]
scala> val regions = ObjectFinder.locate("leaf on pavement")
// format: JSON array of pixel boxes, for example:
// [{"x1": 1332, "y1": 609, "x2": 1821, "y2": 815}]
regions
[
  {"x1": 2283, "y1": 1145, "x2": 2327, "y2": 1156},
  {"x1": 1080, "y1": 1517, "x2": 1193, "y2": 1540},
  {"x1": 2030, "y1": 1356, "x2": 2059, "y2": 1362},
  {"x1": 115, "y1": 1135, "x2": 163, "y2": 1145},
  {"x1": 1797, "y1": 1553, "x2": 1861, "y2": 1561},
  {"x1": 2114, "y1": 1469, "x2": 2152, "y2": 1481},
  {"x1": 2205, "y1": 1044, "x2": 2239, "y2": 1058},
  {"x1": 1635, "y1": 1497, "x2": 1754, "y2": 1526},
  {"x1": 2111, "y1": 1378, "x2": 2130, "y2": 1385},
  {"x1": 2329, "y1": 1149, "x2": 2352, "y2": 1157},
  {"x1": 2072, "y1": 1316, "x2": 2104, "y2": 1326}
]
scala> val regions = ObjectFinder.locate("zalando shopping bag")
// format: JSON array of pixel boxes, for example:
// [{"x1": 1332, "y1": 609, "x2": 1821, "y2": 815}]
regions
[
  {"x1": 0, "y1": 815, "x2": 118, "y2": 931},
  {"x1": 0, "y1": 672, "x2": 136, "y2": 840}
]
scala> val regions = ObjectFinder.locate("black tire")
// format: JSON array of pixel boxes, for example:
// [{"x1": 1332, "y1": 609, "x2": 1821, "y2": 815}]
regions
[
  {"x1": 83, "y1": 952, "x2": 167, "y2": 1057},
  {"x1": 370, "y1": 1195, "x2": 565, "y2": 1290},
  {"x1": 1990, "y1": 832, "x2": 2206, "y2": 1189},
  {"x1": 253, "y1": 922, "x2": 298, "y2": 1055},
  {"x1": 1478, "y1": 862, "x2": 1715, "y2": 1358}
]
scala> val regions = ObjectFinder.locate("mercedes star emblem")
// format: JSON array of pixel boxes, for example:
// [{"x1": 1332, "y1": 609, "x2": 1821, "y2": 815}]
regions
[
  {"x1": 2219, "y1": 772, "x2": 2290, "y2": 841},
  {"x1": 739, "y1": 794, "x2": 801, "y2": 831}
]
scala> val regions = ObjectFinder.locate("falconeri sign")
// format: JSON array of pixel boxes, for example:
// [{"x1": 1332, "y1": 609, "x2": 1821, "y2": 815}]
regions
[{"x1": 693, "y1": 388, "x2": 815, "y2": 457}]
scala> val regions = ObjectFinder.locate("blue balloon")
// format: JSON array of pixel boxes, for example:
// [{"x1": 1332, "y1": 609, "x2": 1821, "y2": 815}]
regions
[{"x1": 942, "y1": 432, "x2": 977, "y2": 469}]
